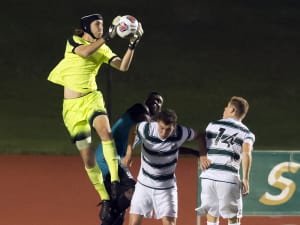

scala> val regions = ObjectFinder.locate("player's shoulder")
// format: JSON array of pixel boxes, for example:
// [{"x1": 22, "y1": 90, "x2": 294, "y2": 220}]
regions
[
  {"x1": 237, "y1": 120, "x2": 254, "y2": 135},
  {"x1": 136, "y1": 120, "x2": 152, "y2": 137},
  {"x1": 242, "y1": 123, "x2": 255, "y2": 139},
  {"x1": 176, "y1": 124, "x2": 196, "y2": 139},
  {"x1": 127, "y1": 103, "x2": 150, "y2": 122},
  {"x1": 209, "y1": 118, "x2": 246, "y2": 129},
  {"x1": 137, "y1": 120, "x2": 149, "y2": 128},
  {"x1": 127, "y1": 103, "x2": 149, "y2": 114},
  {"x1": 68, "y1": 35, "x2": 85, "y2": 45},
  {"x1": 176, "y1": 124, "x2": 189, "y2": 132}
]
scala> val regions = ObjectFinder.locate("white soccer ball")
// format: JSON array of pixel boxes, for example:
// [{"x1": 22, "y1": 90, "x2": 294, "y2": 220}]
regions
[{"x1": 116, "y1": 15, "x2": 139, "y2": 39}]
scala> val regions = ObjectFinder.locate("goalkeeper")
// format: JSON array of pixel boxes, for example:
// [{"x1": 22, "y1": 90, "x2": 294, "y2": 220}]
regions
[
  {"x1": 47, "y1": 13, "x2": 143, "y2": 222},
  {"x1": 96, "y1": 92, "x2": 164, "y2": 225}
]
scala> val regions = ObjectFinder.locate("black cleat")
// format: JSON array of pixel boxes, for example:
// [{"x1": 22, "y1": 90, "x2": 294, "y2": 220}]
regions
[{"x1": 99, "y1": 200, "x2": 112, "y2": 222}]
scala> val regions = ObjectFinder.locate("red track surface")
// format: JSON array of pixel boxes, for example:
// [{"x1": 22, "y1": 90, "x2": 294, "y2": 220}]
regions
[{"x1": 0, "y1": 155, "x2": 298, "y2": 225}]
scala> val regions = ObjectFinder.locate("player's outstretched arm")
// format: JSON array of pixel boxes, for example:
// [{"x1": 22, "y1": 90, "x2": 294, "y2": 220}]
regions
[
  {"x1": 178, "y1": 146, "x2": 199, "y2": 157},
  {"x1": 195, "y1": 132, "x2": 211, "y2": 170},
  {"x1": 121, "y1": 125, "x2": 136, "y2": 168}
]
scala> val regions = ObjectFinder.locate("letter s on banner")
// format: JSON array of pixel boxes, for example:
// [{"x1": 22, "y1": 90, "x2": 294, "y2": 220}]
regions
[{"x1": 259, "y1": 162, "x2": 300, "y2": 205}]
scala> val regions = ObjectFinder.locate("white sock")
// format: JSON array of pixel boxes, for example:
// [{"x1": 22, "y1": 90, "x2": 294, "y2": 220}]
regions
[
  {"x1": 229, "y1": 223, "x2": 240, "y2": 225},
  {"x1": 207, "y1": 222, "x2": 219, "y2": 225}
]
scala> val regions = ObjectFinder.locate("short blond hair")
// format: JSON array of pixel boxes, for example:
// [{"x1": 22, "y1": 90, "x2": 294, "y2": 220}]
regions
[{"x1": 229, "y1": 96, "x2": 249, "y2": 120}]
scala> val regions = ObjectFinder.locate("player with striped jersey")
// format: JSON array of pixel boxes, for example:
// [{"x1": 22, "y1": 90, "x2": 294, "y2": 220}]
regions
[
  {"x1": 123, "y1": 109, "x2": 204, "y2": 225},
  {"x1": 196, "y1": 96, "x2": 255, "y2": 225},
  {"x1": 95, "y1": 92, "x2": 164, "y2": 225}
]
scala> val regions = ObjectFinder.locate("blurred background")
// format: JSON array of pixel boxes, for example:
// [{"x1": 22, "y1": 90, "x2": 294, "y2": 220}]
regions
[{"x1": 0, "y1": 0, "x2": 299, "y2": 154}]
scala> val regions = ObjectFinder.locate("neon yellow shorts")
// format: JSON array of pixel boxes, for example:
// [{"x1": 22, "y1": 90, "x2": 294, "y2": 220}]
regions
[{"x1": 62, "y1": 91, "x2": 107, "y2": 142}]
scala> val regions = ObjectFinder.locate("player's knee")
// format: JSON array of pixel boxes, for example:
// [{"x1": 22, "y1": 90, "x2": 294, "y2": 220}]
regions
[
  {"x1": 76, "y1": 138, "x2": 96, "y2": 167},
  {"x1": 75, "y1": 137, "x2": 91, "y2": 150},
  {"x1": 117, "y1": 193, "x2": 131, "y2": 211},
  {"x1": 124, "y1": 187, "x2": 135, "y2": 200},
  {"x1": 117, "y1": 186, "x2": 135, "y2": 211},
  {"x1": 93, "y1": 116, "x2": 112, "y2": 140}
]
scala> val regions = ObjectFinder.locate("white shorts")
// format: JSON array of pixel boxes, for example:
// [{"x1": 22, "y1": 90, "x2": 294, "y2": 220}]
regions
[
  {"x1": 196, "y1": 179, "x2": 242, "y2": 219},
  {"x1": 129, "y1": 182, "x2": 178, "y2": 219}
]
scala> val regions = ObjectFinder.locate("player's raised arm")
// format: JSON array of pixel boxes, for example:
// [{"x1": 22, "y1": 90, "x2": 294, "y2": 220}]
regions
[
  {"x1": 110, "y1": 19, "x2": 144, "y2": 71},
  {"x1": 74, "y1": 16, "x2": 120, "y2": 57}
]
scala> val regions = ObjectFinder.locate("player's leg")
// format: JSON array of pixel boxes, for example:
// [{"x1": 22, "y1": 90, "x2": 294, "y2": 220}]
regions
[
  {"x1": 63, "y1": 95, "x2": 112, "y2": 223},
  {"x1": 228, "y1": 217, "x2": 241, "y2": 225},
  {"x1": 129, "y1": 183, "x2": 153, "y2": 225},
  {"x1": 78, "y1": 142, "x2": 113, "y2": 222},
  {"x1": 63, "y1": 97, "x2": 110, "y2": 201},
  {"x1": 196, "y1": 179, "x2": 220, "y2": 225},
  {"x1": 128, "y1": 214, "x2": 144, "y2": 225},
  {"x1": 153, "y1": 187, "x2": 177, "y2": 225},
  {"x1": 113, "y1": 212, "x2": 126, "y2": 225},
  {"x1": 79, "y1": 146, "x2": 110, "y2": 199},
  {"x1": 93, "y1": 114, "x2": 119, "y2": 180},
  {"x1": 216, "y1": 181, "x2": 242, "y2": 225},
  {"x1": 116, "y1": 167, "x2": 136, "y2": 211},
  {"x1": 101, "y1": 211, "x2": 125, "y2": 225},
  {"x1": 93, "y1": 114, "x2": 120, "y2": 197},
  {"x1": 89, "y1": 91, "x2": 120, "y2": 199},
  {"x1": 206, "y1": 214, "x2": 219, "y2": 225},
  {"x1": 105, "y1": 166, "x2": 136, "y2": 216},
  {"x1": 161, "y1": 217, "x2": 176, "y2": 225},
  {"x1": 100, "y1": 166, "x2": 136, "y2": 225}
]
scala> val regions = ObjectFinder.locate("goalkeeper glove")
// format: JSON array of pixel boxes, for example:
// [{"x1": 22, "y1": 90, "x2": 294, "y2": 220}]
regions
[
  {"x1": 103, "y1": 15, "x2": 121, "y2": 42},
  {"x1": 128, "y1": 22, "x2": 144, "y2": 50}
]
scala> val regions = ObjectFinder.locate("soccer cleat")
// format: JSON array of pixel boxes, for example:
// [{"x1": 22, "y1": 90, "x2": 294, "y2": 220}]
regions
[
  {"x1": 99, "y1": 200, "x2": 112, "y2": 221},
  {"x1": 111, "y1": 181, "x2": 119, "y2": 200}
]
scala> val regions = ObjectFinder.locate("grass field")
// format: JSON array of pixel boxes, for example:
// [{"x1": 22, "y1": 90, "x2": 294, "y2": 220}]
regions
[{"x1": 0, "y1": 0, "x2": 299, "y2": 154}]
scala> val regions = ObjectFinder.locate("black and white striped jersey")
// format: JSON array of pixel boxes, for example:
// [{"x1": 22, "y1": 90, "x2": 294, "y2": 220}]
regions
[
  {"x1": 200, "y1": 118, "x2": 255, "y2": 183},
  {"x1": 136, "y1": 121, "x2": 195, "y2": 189}
]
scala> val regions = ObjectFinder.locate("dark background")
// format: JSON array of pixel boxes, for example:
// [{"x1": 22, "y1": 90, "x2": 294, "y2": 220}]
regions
[{"x1": 1, "y1": 0, "x2": 300, "y2": 154}]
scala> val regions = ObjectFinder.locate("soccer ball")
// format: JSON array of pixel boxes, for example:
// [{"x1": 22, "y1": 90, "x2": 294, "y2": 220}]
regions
[{"x1": 116, "y1": 15, "x2": 139, "y2": 39}]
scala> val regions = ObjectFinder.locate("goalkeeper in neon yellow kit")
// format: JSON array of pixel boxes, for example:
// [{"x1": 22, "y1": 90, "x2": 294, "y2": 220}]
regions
[{"x1": 47, "y1": 13, "x2": 143, "y2": 221}]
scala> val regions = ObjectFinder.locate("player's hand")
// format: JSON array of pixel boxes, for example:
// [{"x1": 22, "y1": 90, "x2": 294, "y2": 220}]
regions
[
  {"x1": 128, "y1": 22, "x2": 144, "y2": 49},
  {"x1": 121, "y1": 155, "x2": 133, "y2": 168},
  {"x1": 103, "y1": 15, "x2": 121, "y2": 41},
  {"x1": 241, "y1": 179, "x2": 250, "y2": 197},
  {"x1": 135, "y1": 22, "x2": 144, "y2": 38},
  {"x1": 199, "y1": 155, "x2": 211, "y2": 170}
]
